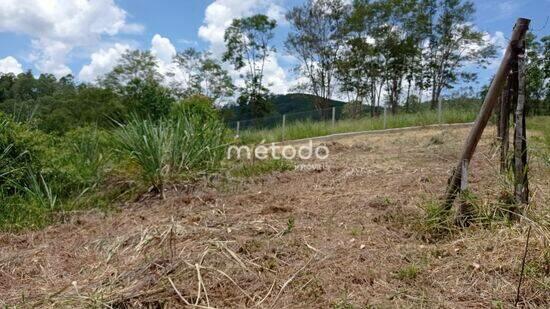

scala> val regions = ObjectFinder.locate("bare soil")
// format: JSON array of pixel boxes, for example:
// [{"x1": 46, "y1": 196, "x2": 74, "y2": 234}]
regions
[{"x1": 1, "y1": 126, "x2": 549, "y2": 308}]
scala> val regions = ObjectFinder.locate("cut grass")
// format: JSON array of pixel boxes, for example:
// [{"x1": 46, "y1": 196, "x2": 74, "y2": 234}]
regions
[
  {"x1": 236, "y1": 109, "x2": 477, "y2": 144},
  {"x1": 229, "y1": 159, "x2": 294, "y2": 178}
]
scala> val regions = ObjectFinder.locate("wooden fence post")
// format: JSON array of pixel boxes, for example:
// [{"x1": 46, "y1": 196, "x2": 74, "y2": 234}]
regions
[
  {"x1": 282, "y1": 114, "x2": 286, "y2": 143},
  {"x1": 499, "y1": 75, "x2": 512, "y2": 173},
  {"x1": 438, "y1": 97, "x2": 442, "y2": 124},
  {"x1": 332, "y1": 107, "x2": 336, "y2": 128},
  {"x1": 443, "y1": 18, "x2": 530, "y2": 210},
  {"x1": 513, "y1": 51, "x2": 529, "y2": 207},
  {"x1": 383, "y1": 104, "x2": 387, "y2": 129}
]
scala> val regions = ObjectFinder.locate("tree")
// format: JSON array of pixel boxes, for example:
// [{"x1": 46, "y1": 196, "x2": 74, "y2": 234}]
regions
[
  {"x1": 373, "y1": 0, "x2": 420, "y2": 114},
  {"x1": 101, "y1": 50, "x2": 162, "y2": 91},
  {"x1": 101, "y1": 50, "x2": 173, "y2": 120},
  {"x1": 124, "y1": 79, "x2": 174, "y2": 120},
  {"x1": 286, "y1": 0, "x2": 349, "y2": 111},
  {"x1": 525, "y1": 34, "x2": 550, "y2": 115},
  {"x1": 336, "y1": 0, "x2": 382, "y2": 116},
  {"x1": 337, "y1": 0, "x2": 427, "y2": 115},
  {"x1": 423, "y1": 0, "x2": 496, "y2": 109},
  {"x1": 223, "y1": 14, "x2": 276, "y2": 118},
  {"x1": 172, "y1": 48, "x2": 234, "y2": 103}
]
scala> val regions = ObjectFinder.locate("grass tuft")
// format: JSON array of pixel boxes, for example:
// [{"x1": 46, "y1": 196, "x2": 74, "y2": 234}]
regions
[{"x1": 115, "y1": 114, "x2": 226, "y2": 197}]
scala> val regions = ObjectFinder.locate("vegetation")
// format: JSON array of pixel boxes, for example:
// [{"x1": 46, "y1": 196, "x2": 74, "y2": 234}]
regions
[
  {"x1": 115, "y1": 113, "x2": 226, "y2": 198},
  {"x1": 0, "y1": 0, "x2": 548, "y2": 233},
  {"x1": 237, "y1": 108, "x2": 478, "y2": 144},
  {"x1": 223, "y1": 14, "x2": 277, "y2": 119}
]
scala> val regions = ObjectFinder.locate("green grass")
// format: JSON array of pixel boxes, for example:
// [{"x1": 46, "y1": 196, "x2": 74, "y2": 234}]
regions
[
  {"x1": 236, "y1": 109, "x2": 478, "y2": 144},
  {"x1": 395, "y1": 264, "x2": 421, "y2": 281},
  {"x1": 528, "y1": 116, "x2": 550, "y2": 145},
  {"x1": 528, "y1": 116, "x2": 550, "y2": 165}
]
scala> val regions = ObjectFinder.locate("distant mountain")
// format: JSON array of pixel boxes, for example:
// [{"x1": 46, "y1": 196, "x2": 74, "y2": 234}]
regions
[
  {"x1": 270, "y1": 93, "x2": 346, "y2": 114},
  {"x1": 221, "y1": 93, "x2": 347, "y2": 123}
]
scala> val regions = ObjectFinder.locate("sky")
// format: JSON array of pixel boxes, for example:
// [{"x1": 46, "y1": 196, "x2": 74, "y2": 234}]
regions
[{"x1": 0, "y1": 0, "x2": 549, "y2": 96}]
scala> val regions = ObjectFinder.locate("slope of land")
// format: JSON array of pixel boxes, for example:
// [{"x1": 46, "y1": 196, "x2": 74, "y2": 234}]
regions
[{"x1": 1, "y1": 125, "x2": 549, "y2": 308}]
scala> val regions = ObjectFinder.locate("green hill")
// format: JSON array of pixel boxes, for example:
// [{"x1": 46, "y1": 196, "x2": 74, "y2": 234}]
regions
[
  {"x1": 270, "y1": 93, "x2": 346, "y2": 114},
  {"x1": 221, "y1": 93, "x2": 347, "y2": 123}
]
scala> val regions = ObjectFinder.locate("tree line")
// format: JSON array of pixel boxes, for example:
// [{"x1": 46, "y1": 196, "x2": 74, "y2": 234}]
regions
[{"x1": 1, "y1": 0, "x2": 549, "y2": 132}]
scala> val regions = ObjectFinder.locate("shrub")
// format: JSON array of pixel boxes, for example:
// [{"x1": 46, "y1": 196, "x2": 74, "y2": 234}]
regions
[
  {"x1": 0, "y1": 114, "x2": 49, "y2": 194},
  {"x1": 57, "y1": 127, "x2": 111, "y2": 189},
  {"x1": 172, "y1": 95, "x2": 220, "y2": 122}
]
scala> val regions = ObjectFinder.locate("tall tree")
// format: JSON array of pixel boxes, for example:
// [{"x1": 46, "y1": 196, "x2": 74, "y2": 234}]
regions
[
  {"x1": 101, "y1": 50, "x2": 162, "y2": 91},
  {"x1": 223, "y1": 14, "x2": 277, "y2": 118},
  {"x1": 525, "y1": 34, "x2": 550, "y2": 115},
  {"x1": 172, "y1": 48, "x2": 234, "y2": 104},
  {"x1": 101, "y1": 50, "x2": 173, "y2": 120},
  {"x1": 286, "y1": 0, "x2": 349, "y2": 111},
  {"x1": 377, "y1": 0, "x2": 420, "y2": 114},
  {"x1": 336, "y1": 0, "x2": 383, "y2": 116},
  {"x1": 423, "y1": 0, "x2": 496, "y2": 109}
]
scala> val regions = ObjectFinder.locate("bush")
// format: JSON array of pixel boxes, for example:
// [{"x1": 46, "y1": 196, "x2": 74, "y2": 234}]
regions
[
  {"x1": 124, "y1": 79, "x2": 175, "y2": 121},
  {"x1": 114, "y1": 113, "x2": 226, "y2": 197},
  {"x1": 0, "y1": 113, "x2": 50, "y2": 194},
  {"x1": 172, "y1": 95, "x2": 220, "y2": 122},
  {"x1": 56, "y1": 127, "x2": 111, "y2": 189}
]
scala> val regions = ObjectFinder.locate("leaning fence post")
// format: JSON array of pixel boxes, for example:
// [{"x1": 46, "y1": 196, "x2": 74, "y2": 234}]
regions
[
  {"x1": 438, "y1": 97, "x2": 442, "y2": 124},
  {"x1": 443, "y1": 18, "x2": 530, "y2": 210},
  {"x1": 383, "y1": 104, "x2": 387, "y2": 129},
  {"x1": 332, "y1": 107, "x2": 336, "y2": 128},
  {"x1": 282, "y1": 114, "x2": 286, "y2": 143},
  {"x1": 236, "y1": 121, "x2": 240, "y2": 138}
]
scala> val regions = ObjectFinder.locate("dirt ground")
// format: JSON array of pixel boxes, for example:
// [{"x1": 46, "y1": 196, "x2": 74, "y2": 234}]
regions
[{"x1": 1, "y1": 125, "x2": 549, "y2": 308}]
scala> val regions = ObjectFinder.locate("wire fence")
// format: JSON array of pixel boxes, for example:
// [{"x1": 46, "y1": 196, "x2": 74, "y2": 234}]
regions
[{"x1": 226, "y1": 99, "x2": 480, "y2": 144}]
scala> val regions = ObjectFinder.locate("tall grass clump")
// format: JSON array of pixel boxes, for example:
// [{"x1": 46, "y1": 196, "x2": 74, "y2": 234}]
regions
[{"x1": 115, "y1": 113, "x2": 226, "y2": 198}]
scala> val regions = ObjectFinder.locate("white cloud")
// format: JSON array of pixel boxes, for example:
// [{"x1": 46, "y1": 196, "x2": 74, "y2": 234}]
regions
[
  {"x1": 497, "y1": 1, "x2": 518, "y2": 16},
  {"x1": 151, "y1": 34, "x2": 177, "y2": 64},
  {"x1": 0, "y1": 56, "x2": 23, "y2": 74},
  {"x1": 198, "y1": 0, "x2": 291, "y2": 94},
  {"x1": 263, "y1": 55, "x2": 288, "y2": 94},
  {"x1": 150, "y1": 34, "x2": 187, "y2": 86},
  {"x1": 78, "y1": 43, "x2": 130, "y2": 82},
  {"x1": 79, "y1": 34, "x2": 187, "y2": 86},
  {"x1": 475, "y1": 31, "x2": 506, "y2": 69},
  {"x1": 0, "y1": 0, "x2": 143, "y2": 77}
]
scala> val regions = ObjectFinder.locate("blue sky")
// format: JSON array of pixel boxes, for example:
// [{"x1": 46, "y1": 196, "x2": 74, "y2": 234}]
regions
[{"x1": 0, "y1": 0, "x2": 549, "y2": 96}]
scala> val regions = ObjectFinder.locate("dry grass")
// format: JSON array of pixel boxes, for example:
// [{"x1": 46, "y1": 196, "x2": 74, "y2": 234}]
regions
[{"x1": 0, "y1": 125, "x2": 548, "y2": 308}]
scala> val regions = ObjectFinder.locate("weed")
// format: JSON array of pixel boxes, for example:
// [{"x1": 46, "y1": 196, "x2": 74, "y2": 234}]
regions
[
  {"x1": 350, "y1": 226, "x2": 362, "y2": 236},
  {"x1": 415, "y1": 199, "x2": 454, "y2": 240},
  {"x1": 395, "y1": 264, "x2": 421, "y2": 281},
  {"x1": 283, "y1": 217, "x2": 295, "y2": 235}
]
